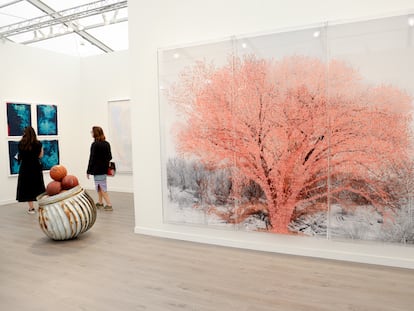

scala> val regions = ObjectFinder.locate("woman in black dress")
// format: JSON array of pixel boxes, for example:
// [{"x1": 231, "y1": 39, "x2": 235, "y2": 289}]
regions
[{"x1": 16, "y1": 126, "x2": 46, "y2": 214}]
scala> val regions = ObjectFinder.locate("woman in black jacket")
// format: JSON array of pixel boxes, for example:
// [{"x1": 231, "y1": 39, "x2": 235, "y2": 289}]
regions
[
  {"x1": 16, "y1": 126, "x2": 46, "y2": 214},
  {"x1": 87, "y1": 126, "x2": 113, "y2": 211}
]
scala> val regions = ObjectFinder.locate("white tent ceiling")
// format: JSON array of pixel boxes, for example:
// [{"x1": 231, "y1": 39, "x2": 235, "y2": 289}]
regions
[{"x1": 0, "y1": 0, "x2": 128, "y2": 57}]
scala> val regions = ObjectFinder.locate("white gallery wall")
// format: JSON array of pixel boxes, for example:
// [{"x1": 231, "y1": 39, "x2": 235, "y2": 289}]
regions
[
  {"x1": 80, "y1": 50, "x2": 133, "y2": 193},
  {"x1": 129, "y1": 0, "x2": 414, "y2": 268},
  {"x1": 0, "y1": 41, "x2": 80, "y2": 204},
  {"x1": 0, "y1": 42, "x2": 132, "y2": 204}
]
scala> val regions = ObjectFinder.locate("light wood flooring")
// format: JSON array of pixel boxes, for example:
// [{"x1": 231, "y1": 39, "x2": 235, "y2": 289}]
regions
[{"x1": 1, "y1": 191, "x2": 413, "y2": 311}]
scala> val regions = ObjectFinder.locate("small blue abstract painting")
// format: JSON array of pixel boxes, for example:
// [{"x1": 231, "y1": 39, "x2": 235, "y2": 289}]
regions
[
  {"x1": 8, "y1": 141, "x2": 20, "y2": 175},
  {"x1": 7, "y1": 103, "x2": 32, "y2": 136},
  {"x1": 37, "y1": 104, "x2": 58, "y2": 135},
  {"x1": 40, "y1": 140, "x2": 59, "y2": 170}
]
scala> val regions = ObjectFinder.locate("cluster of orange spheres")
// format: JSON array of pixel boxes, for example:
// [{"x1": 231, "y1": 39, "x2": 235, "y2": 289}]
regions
[{"x1": 46, "y1": 165, "x2": 79, "y2": 196}]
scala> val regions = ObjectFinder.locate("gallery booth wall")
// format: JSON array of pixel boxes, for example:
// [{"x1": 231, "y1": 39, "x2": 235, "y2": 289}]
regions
[
  {"x1": 0, "y1": 42, "x2": 132, "y2": 205},
  {"x1": 129, "y1": 0, "x2": 414, "y2": 269}
]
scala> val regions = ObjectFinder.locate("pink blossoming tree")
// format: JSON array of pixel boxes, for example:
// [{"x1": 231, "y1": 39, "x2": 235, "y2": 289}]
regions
[{"x1": 167, "y1": 55, "x2": 412, "y2": 233}]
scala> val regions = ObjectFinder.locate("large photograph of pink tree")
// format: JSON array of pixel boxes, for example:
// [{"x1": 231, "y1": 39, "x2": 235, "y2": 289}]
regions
[{"x1": 159, "y1": 15, "x2": 414, "y2": 244}]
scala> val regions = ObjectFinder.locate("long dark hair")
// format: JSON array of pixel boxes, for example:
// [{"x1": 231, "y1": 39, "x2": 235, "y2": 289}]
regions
[
  {"x1": 20, "y1": 126, "x2": 39, "y2": 151},
  {"x1": 92, "y1": 126, "x2": 106, "y2": 142}
]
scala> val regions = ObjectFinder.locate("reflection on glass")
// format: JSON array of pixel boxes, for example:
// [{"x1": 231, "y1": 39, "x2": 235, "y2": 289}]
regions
[{"x1": 158, "y1": 14, "x2": 414, "y2": 245}]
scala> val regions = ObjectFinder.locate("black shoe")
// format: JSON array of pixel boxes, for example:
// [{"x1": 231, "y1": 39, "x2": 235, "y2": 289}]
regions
[{"x1": 104, "y1": 205, "x2": 113, "y2": 211}]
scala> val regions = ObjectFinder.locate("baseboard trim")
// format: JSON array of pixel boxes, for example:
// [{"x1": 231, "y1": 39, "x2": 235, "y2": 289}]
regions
[
  {"x1": 0, "y1": 199, "x2": 17, "y2": 206},
  {"x1": 135, "y1": 225, "x2": 414, "y2": 269}
]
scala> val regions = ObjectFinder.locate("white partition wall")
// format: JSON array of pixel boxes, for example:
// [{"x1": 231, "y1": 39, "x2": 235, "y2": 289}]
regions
[
  {"x1": 0, "y1": 42, "x2": 81, "y2": 204},
  {"x1": 0, "y1": 42, "x2": 132, "y2": 204},
  {"x1": 129, "y1": 0, "x2": 414, "y2": 268}
]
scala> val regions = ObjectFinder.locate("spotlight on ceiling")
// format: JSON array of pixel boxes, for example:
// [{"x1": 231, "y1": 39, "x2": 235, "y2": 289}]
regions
[
  {"x1": 112, "y1": 9, "x2": 119, "y2": 22},
  {"x1": 102, "y1": 13, "x2": 110, "y2": 25},
  {"x1": 67, "y1": 24, "x2": 74, "y2": 32},
  {"x1": 38, "y1": 29, "x2": 46, "y2": 38},
  {"x1": 76, "y1": 23, "x2": 85, "y2": 31}
]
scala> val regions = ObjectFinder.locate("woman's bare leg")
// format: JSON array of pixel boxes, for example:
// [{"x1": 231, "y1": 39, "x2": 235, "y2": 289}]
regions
[
  {"x1": 102, "y1": 191, "x2": 111, "y2": 206},
  {"x1": 27, "y1": 201, "x2": 35, "y2": 213}
]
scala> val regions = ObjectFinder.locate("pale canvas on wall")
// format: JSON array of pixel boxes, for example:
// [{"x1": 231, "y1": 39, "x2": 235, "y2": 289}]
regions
[{"x1": 108, "y1": 99, "x2": 132, "y2": 173}]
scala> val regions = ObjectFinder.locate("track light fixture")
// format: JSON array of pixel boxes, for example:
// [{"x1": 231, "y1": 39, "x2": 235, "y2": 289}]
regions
[
  {"x1": 102, "y1": 13, "x2": 110, "y2": 25},
  {"x1": 112, "y1": 9, "x2": 119, "y2": 22}
]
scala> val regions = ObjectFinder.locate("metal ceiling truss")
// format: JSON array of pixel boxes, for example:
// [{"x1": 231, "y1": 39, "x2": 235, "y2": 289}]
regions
[
  {"x1": 0, "y1": 0, "x2": 127, "y2": 53},
  {"x1": 0, "y1": 0, "x2": 24, "y2": 9}
]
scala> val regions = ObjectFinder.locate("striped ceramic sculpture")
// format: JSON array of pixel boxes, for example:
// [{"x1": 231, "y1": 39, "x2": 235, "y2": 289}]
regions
[{"x1": 37, "y1": 185, "x2": 97, "y2": 240}]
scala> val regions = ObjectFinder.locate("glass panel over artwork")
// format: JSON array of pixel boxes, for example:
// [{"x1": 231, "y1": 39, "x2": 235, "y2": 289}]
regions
[
  {"x1": 158, "y1": 13, "x2": 414, "y2": 246},
  {"x1": 327, "y1": 15, "x2": 414, "y2": 244},
  {"x1": 158, "y1": 39, "x2": 237, "y2": 230}
]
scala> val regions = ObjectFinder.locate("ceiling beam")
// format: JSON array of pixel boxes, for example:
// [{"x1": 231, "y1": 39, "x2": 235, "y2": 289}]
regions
[
  {"x1": 0, "y1": 0, "x2": 23, "y2": 9},
  {"x1": 21, "y1": 17, "x2": 127, "y2": 45},
  {"x1": 0, "y1": 0, "x2": 127, "y2": 53}
]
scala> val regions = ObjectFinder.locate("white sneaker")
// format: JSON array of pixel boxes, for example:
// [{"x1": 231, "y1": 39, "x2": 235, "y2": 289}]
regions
[{"x1": 27, "y1": 209, "x2": 35, "y2": 214}]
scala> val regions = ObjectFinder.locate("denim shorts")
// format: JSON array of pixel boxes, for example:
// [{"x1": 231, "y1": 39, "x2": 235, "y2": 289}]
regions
[{"x1": 94, "y1": 174, "x2": 107, "y2": 192}]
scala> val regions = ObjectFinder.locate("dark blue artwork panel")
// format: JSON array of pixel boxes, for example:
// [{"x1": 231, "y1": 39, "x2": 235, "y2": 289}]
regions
[
  {"x1": 41, "y1": 140, "x2": 59, "y2": 170},
  {"x1": 8, "y1": 141, "x2": 20, "y2": 175},
  {"x1": 7, "y1": 103, "x2": 31, "y2": 136},
  {"x1": 37, "y1": 104, "x2": 58, "y2": 135}
]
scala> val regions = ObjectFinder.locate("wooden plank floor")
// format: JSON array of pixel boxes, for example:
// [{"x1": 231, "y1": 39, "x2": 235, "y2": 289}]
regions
[{"x1": 1, "y1": 191, "x2": 413, "y2": 311}]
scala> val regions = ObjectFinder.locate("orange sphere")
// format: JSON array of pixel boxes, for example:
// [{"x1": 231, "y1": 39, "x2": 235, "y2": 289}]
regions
[
  {"x1": 61, "y1": 175, "x2": 79, "y2": 190},
  {"x1": 46, "y1": 181, "x2": 62, "y2": 196},
  {"x1": 50, "y1": 165, "x2": 67, "y2": 181}
]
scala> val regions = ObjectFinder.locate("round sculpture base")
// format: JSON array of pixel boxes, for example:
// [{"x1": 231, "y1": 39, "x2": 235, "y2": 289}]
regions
[{"x1": 37, "y1": 185, "x2": 97, "y2": 240}]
